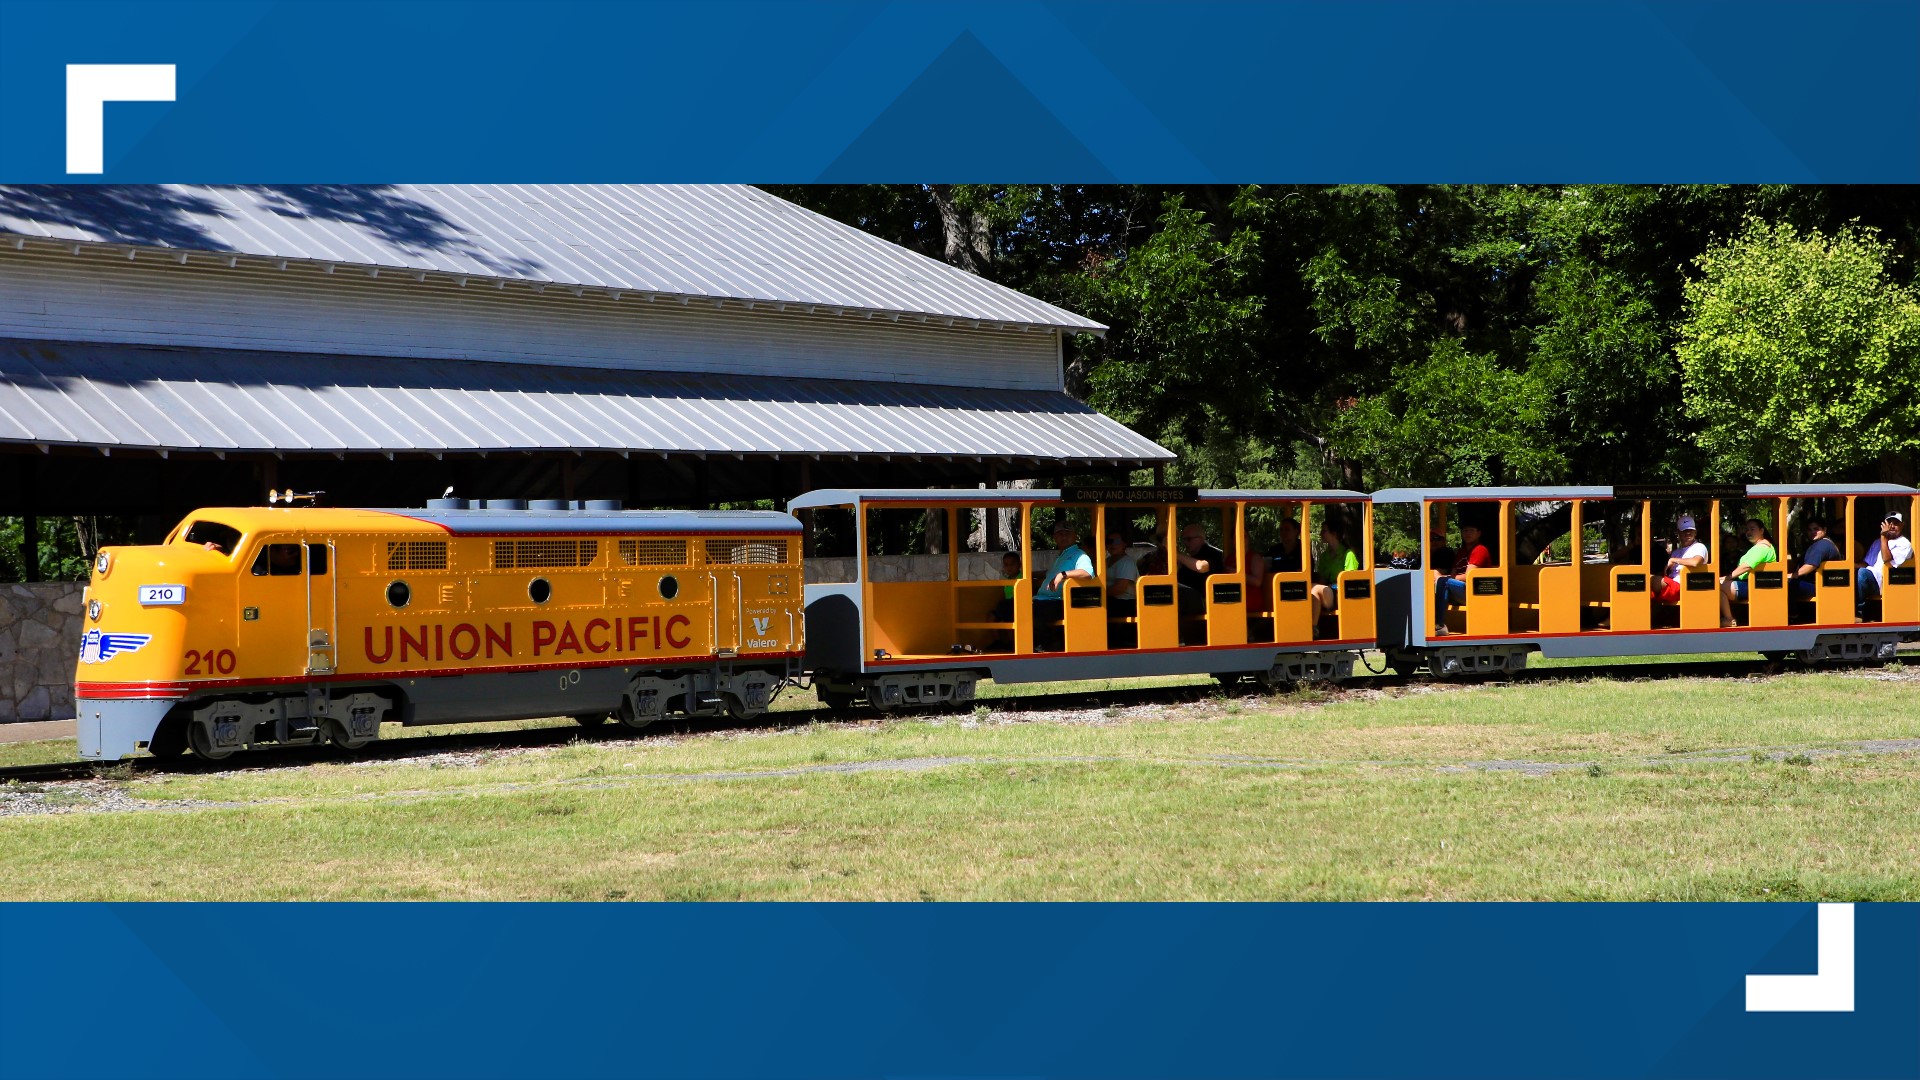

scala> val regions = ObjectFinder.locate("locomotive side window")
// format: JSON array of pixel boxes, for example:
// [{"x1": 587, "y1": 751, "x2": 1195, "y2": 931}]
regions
[
  {"x1": 251, "y1": 543, "x2": 304, "y2": 576},
  {"x1": 387, "y1": 581, "x2": 412, "y2": 608},
  {"x1": 181, "y1": 520, "x2": 241, "y2": 555},
  {"x1": 529, "y1": 578, "x2": 553, "y2": 604},
  {"x1": 308, "y1": 543, "x2": 329, "y2": 575},
  {"x1": 659, "y1": 575, "x2": 680, "y2": 600}
]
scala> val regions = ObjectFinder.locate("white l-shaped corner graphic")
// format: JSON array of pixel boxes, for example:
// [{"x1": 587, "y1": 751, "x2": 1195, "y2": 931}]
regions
[
  {"x1": 66, "y1": 64, "x2": 175, "y2": 174},
  {"x1": 1745, "y1": 902, "x2": 1854, "y2": 1012}
]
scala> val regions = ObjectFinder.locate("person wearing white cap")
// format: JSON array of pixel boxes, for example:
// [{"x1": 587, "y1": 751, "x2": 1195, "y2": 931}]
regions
[
  {"x1": 1857, "y1": 511, "x2": 1912, "y2": 619},
  {"x1": 1653, "y1": 515, "x2": 1709, "y2": 607}
]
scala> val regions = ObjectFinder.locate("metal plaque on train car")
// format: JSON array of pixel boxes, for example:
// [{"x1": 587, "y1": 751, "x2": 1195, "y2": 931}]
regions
[
  {"x1": 1755, "y1": 570, "x2": 1784, "y2": 590},
  {"x1": 1471, "y1": 577, "x2": 1504, "y2": 596},
  {"x1": 1823, "y1": 568, "x2": 1851, "y2": 588},
  {"x1": 1685, "y1": 571, "x2": 1716, "y2": 591},
  {"x1": 1893, "y1": 567, "x2": 1917, "y2": 587},
  {"x1": 1061, "y1": 486, "x2": 1199, "y2": 504},
  {"x1": 1616, "y1": 573, "x2": 1647, "y2": 593},
  {"x1": 1343, "y1": 579, "x2": 1371, "y2": 600}
]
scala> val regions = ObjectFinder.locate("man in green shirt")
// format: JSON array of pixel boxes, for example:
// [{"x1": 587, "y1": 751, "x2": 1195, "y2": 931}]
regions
[
  {"x1": 1309, "y1": 520, "x2": 1361, "y2": 628},
  {"x1": 1719, "y1": 517, "x2": 1778, "y2": 628}
]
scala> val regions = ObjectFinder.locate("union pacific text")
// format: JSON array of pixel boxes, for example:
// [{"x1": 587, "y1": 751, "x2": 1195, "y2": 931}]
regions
[{"x1": 363, "y1": 614, "x2": 695, "y2": 665}]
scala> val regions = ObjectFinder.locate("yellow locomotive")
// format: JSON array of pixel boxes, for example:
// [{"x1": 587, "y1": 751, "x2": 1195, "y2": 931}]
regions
[{"x1": 74, "y1": 502, "x2": 804, "y2": 760}]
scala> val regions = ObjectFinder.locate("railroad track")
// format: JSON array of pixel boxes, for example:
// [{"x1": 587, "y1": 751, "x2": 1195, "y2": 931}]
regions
[{"x1": 0, "y1": 654, "x2": 1880, "y2": 784}]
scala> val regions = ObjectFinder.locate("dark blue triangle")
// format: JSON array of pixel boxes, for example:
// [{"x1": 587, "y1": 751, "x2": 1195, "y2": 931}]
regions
[{"x1": 819, "y1": 31, "x2": 1115, "y2": 182}]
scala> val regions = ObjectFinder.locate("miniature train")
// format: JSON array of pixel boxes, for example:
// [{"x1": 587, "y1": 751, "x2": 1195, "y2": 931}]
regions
[{"x1": 73, "y1": 484, "x2": 1919, "y2": 760}]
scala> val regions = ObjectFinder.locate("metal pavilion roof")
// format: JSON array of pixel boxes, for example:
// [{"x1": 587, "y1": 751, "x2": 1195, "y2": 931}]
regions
[
  {"x1": 0, "y1": 339, "x2": 1170, "y2": 465},
  {"x1": 0, "y1": 185, "x2": 1104, "y2": 333}
]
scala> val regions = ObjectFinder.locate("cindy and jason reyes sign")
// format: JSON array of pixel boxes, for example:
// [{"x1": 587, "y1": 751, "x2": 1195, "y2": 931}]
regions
[{"x1": 363, "y1": 613, "x2": 697, "y2": 665}]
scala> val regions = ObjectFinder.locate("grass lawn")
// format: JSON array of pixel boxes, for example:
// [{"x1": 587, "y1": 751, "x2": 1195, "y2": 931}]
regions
[{"x1": 3, "y1": 661, "x2": 1918, "y2": 900}]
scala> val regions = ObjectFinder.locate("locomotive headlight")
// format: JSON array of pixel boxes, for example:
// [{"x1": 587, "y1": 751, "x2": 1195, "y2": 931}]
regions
[
  {"x1": 94, "y1": 551, "x2": 111, "y2": 576},
  {"x1": 87, "y1": 599, "x2": 102, "y2": 622}
]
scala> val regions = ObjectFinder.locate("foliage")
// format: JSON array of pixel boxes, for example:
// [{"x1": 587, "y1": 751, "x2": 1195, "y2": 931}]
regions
[
  {"x1": 0, "y1": 516, "x2": 133, "y2": 582},
  {"x1": 774, "y1": 185, "x2": 1920, "y2": 488},
  {"x1": 1676, "y1": 218, "x2": 1920, "y2": 481}
]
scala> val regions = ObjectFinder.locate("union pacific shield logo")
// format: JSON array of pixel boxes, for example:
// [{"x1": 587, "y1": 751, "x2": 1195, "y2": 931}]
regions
[{"x1": 79, "y1": 629, "x2": 152, "y2": 664}]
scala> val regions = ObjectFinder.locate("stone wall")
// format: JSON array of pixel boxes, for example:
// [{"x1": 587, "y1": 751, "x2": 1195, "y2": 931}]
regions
[
  {"x1": 0, "y1": 583, "x2": 84, "y2": 722},
  {"x1": 806, "y1": 552, "x2": 1030, "y2": 585}
]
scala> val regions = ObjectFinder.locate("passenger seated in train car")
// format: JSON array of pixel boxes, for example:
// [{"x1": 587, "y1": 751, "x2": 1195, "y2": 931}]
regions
[
  {"x1": 1426, "y1": 525, "x2": 1455, "y2": 578},
  {"x1": 990, "y1": 550, "x2": 1022, "y2": 623},
  {"x1": 1176, "y1": 523, "x2": 1225, "y2": 616},
  {"x1": 1791, "y1": 516, "x2": 1840, "y2": 602},
  {"x1": 1431, "y1": 521, "x2": 1490, "y2": 636},
  {"x1": 1265, "y1": 516, "x2": 1303, "y2": 574},
  {"x1": 1311, "y1": 520, "x2": 1359, "y2": 627},
  {"x1": 1719, "y1": 518, "x2": 1777, "y2": 627},
  {"x1": 1652, "y1": 516, "x2": 1708, "y2": 607},
  {"x1": 1034, "y1": 520, "x2": 1095, "y2": 650},
  {"x1": 1243, "y1": 551, "x2": 1271, "y2": 613},
  {"x1": 1857, "y1": 511, "x2": 1912, "y2": 620},
  {"x1": 1104, "y1": 530, "x2": 1140, "y2": 613}
]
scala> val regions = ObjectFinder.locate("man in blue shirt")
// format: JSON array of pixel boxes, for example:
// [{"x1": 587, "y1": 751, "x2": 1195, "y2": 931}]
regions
[
  {"x1": 1034, "y1": 520, "x2": 1095, "y2": 650},
  {"x1": 1791, "y1": 516, "x2": 1840, "y2": 601}
]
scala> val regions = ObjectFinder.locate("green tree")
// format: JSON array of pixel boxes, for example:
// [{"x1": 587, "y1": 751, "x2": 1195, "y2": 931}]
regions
[{"x1": 1676, "y1": 218, "x2": 1920, "y2": 481}]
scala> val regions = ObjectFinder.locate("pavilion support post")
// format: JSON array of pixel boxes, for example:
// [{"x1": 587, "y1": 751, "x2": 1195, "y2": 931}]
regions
[
  {"x1": 797, "y1": 460, "x2": 814, "y2": 558},
  {"x1": 17, "y1": 455, "x2": 37, "y2": 581},
  {"x1": 694, "y1": 458, "x2": 712, "y2": 510},
  {"x1": 987, "y1": 463, "x2": 1003, "y2": 555},
  {"x1": 1153, "y1": 463, "x2": 1166, "y2": 487},
  {"x1": 561, "y1": 457, "x2": 577, "y2": 502},
  {"x1": 19, "y1": 513, "x2": 38, "y2": 582}
]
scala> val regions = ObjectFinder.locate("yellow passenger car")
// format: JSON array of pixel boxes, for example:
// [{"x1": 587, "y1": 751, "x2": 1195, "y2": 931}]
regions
[
  {"x1": 788, "y1": 487, "x2": 1374, "y2": 709},
  {"x1": 1372, "y1": 484, "x2": 1919, "y2": 675},
  {"x1": 75, "y1": 503, "x2": 803, "y2": 759}
]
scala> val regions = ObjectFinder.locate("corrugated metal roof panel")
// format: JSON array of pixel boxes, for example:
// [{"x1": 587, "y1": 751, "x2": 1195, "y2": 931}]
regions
[
  {"x1": 0, "y1": 185, "x2": 1105, "y2": 333},
  {"x1": 0, "y1": 339, "x2": 1170, "y2": 464}
]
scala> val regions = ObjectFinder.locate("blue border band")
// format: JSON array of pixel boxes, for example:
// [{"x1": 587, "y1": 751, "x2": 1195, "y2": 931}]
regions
[
  {"x1": 1, "y1": 902, "x2": 1915, "y2": 1078},
  {"x1": 0, "y1": 1, "x2": 1915, "y2": 181}
]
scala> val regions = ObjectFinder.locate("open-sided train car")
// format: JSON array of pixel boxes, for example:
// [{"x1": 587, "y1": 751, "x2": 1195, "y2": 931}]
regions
[
  {"x1": 74, "y1": 503, "x2": 804, "y2": 760},
  {"x1": 788, "y1": 487, "x2": 1375, "y2": 709},
  {"x1": 1373, "y1": 484, "x2": 1919, "y2": 675}
]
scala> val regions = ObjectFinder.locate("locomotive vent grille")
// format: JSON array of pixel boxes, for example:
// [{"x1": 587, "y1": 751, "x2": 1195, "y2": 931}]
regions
[
  {"x1": 618, "y1": 538, "x2": 687, "y2": 566},
  {"x1": 705, "y1": 539, "x2": 790, "y2": 565},
  {"x1": 387, "y1": 541, "x2": 449, "y2": 571},
  {"x1": 494, "y1": 539, "x2": 599, "y2": 569}
]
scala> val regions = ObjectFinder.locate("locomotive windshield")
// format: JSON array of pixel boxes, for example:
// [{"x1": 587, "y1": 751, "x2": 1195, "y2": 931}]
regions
[{"x1": 180, "y1": 520, "x2": 242, "y2": 556}]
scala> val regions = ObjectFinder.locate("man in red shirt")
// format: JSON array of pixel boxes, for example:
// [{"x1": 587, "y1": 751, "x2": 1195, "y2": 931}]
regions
[{"x1": 1434, "y1": 522, "x2": 1491, "y2": 636}]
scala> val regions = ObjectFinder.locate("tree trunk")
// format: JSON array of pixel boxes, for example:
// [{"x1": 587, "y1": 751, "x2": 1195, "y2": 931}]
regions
[{"x1": 928, "y1": 185, "x2": 991, "y2": 275}]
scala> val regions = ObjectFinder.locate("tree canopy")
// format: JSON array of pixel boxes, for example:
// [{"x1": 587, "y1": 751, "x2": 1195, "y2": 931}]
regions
[{"x1": 773, "y1": 184, "x2": 1920, "y2": 489}]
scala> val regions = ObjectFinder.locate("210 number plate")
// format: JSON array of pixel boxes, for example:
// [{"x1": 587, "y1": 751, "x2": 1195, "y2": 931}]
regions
[{"x1": 138, "y1": 584, "x2": 186, "y2": 605}]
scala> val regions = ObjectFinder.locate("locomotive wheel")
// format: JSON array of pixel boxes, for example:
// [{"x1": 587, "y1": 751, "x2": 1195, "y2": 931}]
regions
[
  {"x1": 573, "y1": 712, "x2": 610, "y2": 728},
  {"x1": 326, "y1": 718, "x2": 372, "y2": 751},
  {"x1": 616, "y1": 699, "x2": 658, "y2": 732},
  {"x1": 188, "y1": 723, "x2": 235, "y2": 762}
]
